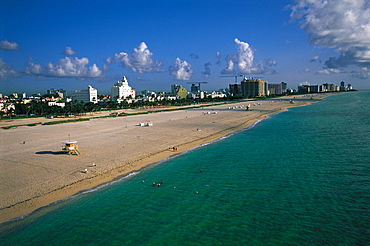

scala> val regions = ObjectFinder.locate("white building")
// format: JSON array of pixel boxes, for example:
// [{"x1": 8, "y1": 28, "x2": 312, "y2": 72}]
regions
[
  {"x1": 111, "y1": 76, "x2": 136, "y2": 102},
  {"x1": 48, "y1": 101, "x2": 66, "y2": 107},
  {"x1": 208, "y1": 91, "x2": 227, "y2": 99},
  {"x1": 189, "y1": 91, "x2": 205, "y2": 99},
  {"x1": 71, "y1": 85, "x2": 98, "y2": 103}
]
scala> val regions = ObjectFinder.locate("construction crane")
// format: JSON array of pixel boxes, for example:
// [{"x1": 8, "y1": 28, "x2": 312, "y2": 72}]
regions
[
  {"x1": 186, "y1": 82, "x2": 208, "y2": 92},
  {"x1": 219, "y1": 74, "x2": 243, "y2": 83}
]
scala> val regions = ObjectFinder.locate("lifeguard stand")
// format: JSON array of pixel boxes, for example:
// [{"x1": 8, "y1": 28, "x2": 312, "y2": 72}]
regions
[{"x1": 62, "y1": 140, "x2": 81, "y2": 155}]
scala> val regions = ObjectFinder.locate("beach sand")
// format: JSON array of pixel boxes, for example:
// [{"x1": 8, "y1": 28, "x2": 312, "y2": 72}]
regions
[{"x1": 0, "y1": 94, "x2": 332, "y2": 223}]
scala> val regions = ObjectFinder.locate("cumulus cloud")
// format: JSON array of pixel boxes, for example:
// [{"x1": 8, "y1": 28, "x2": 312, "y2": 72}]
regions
[
  {"x1": 202, "y1": 62, "x2": 212, "y2": 78},
  {"x1": 254, "y1": 59, "x2": 277, "y2": 74},
  {"x1": 63, "y1": 47, "x2": 76, "y2": 56},
  {"x1": 222, "y1": 38, "x2": 277, "y2": 74},
  {"x1": 25, "y1": 57, "x2": 103, "y2": 78},
  {"x1": 25, "y1": 59, "x2": 42, "y2": 75},
  {"x1": 290, "y1": 0, "x2": 370, "y2": 77},
  {"x1": 0, "y1": 58, "x2": 18, "y2": 81},
  {"x1": 169, "y1": 58, "x2": 193, "y2": 80},
  {"x1": 106, "y1": 42, "x2": 162, "y2": 73},
  {"x1": 222, "y1": 38, "x2": 253, "y2": 74},
  {"x1": 0, "y1": 40, "x2": 19, "y2": 50}
]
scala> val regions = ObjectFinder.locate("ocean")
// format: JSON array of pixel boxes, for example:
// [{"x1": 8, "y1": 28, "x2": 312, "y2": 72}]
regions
[{"x1": 1, "y1": 91, "x2": 369, "y2": 245}]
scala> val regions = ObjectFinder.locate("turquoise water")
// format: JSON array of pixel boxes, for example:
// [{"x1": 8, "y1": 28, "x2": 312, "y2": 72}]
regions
[{"x1": 1, "y1": 91, "x2": 369, "y2": 245}]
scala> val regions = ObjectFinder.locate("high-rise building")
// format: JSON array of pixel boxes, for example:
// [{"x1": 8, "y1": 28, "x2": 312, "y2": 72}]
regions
[
  {"x1": 281, "y1": 82, "x2": 287, "y2": 93},
  {"x1": 190, "y1": 84, "x2": 200, "y2": 93},
  {"x1": 268, "y1": 83, "x2": 283, "y2": 95},
  {"x1": 339, "y1": 81, "x2": 350, "y2": 91},
  {"x1": 240, "y1": 78, "x2": 268, "y2": 98},
  {"x1": 171, "y1": 84, "x2": 181, "y2": 94},
  {"x1": 308, "y1": 85, "x2": 321, "y2": 93},
  {"x1": 71, "y1": 85, "x2": 98, "y2": 103},
  {"x1": 111, "y1": 76, "x2": 136, "y2": 101},
  {"x1": 298, "y1": 84, "x2": 310, "y2": 94},
  {"x1": 322, "y1": 83, "x2": 338, "y2": 92},
  {"x1": 229, "y1": 84, "x2": 242, "y2": 96},
  {"x1": 298, "y1": 84, "x2": 323, "y2": 93},
  {"x1": 171, "y1": 84, "x2": 187, "y2": 99}
]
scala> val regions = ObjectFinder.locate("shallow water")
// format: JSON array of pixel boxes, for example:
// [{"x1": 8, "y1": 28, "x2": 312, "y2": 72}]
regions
[{"x1": 1, "y1": 91, "x2": 369, "y2": 245}]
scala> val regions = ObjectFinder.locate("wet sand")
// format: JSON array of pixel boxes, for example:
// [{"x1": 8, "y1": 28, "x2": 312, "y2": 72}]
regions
[{"x1": 0, "y1": 94, "x2": 333, "y2": 223}]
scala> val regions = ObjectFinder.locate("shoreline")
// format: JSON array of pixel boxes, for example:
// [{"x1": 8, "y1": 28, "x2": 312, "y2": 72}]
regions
[{"x1": 0, "y1": 93, "x2": 335, "y2": 223}]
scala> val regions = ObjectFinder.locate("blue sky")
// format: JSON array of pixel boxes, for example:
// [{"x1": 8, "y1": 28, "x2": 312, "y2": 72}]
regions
[{"x1": 1, "y1": 0, "x2": 369, "y2": 95}]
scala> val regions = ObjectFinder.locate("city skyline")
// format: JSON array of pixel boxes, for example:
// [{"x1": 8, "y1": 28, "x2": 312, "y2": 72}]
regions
[{"x1": 1, "y1": 0, "x2": 369, "y2": 95}]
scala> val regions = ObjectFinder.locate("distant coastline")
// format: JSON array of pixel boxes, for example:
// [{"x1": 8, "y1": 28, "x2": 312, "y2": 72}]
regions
[{"x1": 0, "y1": 93, "x2": 338, "y2": 223}]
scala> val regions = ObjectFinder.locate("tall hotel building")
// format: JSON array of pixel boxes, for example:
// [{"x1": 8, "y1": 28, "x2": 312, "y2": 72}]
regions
[
  {"x1": 268, "y1": 83, "x2": 283, "y2": 95},
  {"x1": 111, "y1": 76, "x2": 136, "y2": 101},
  {"x1": 240, "y1": 77, "x2": 268, "y2": 98}
]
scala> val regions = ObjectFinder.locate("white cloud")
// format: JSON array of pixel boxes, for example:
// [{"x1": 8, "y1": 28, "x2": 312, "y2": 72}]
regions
[
  {"x1": 290, "y1": 0, "x2": 370, "y2": 78},
  {"x1": 222, "y1": 38, "x2": 277, "y2": 74},
  {"x1": 106, "y1": 42, "x2": 162, "y2": 73},
  {"x1": 350, "y1": 67, "x2": 370, "y2": 79},
  {"x1": 63, "y1": 47, "x2": 76, "y2": 56},
  {"x1": 317, "y1": 68, "x2": 342, "y2": 75},
  {"x1": 254, "y1": 59, "x2": 277, "y2": 74},
  {"x1": 0, "y1": 58, "x2": 18, "y2": 81},
  {"x1": 25, "y1": 57, "x2": 103, "y2": 78},
  {"x1": 223, "y1": 38, "x2": 253, "y2": 74},
  {"x1": 0, "y1": 40, "x2": 19, "y2": 50},
  {"x1": 25, "y1": 59, "x2": 42, "y2": 75},
  {"x1": 169, "y1": 58, "x2": 193, "y2": 80},
  {"x1": 310, "y1": 56, "x2": 320, "y2": 62}
]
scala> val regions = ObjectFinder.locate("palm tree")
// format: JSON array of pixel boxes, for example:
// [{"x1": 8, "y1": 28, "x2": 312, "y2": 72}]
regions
[{"x1": 7, "y1": 106, "x2": 15, "y2": 118}]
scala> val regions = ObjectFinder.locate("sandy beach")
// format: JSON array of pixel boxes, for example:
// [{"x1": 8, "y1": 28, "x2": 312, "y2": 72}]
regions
[{"x1": 0, "y1": 94, "x2": 333, "y2": 223}]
